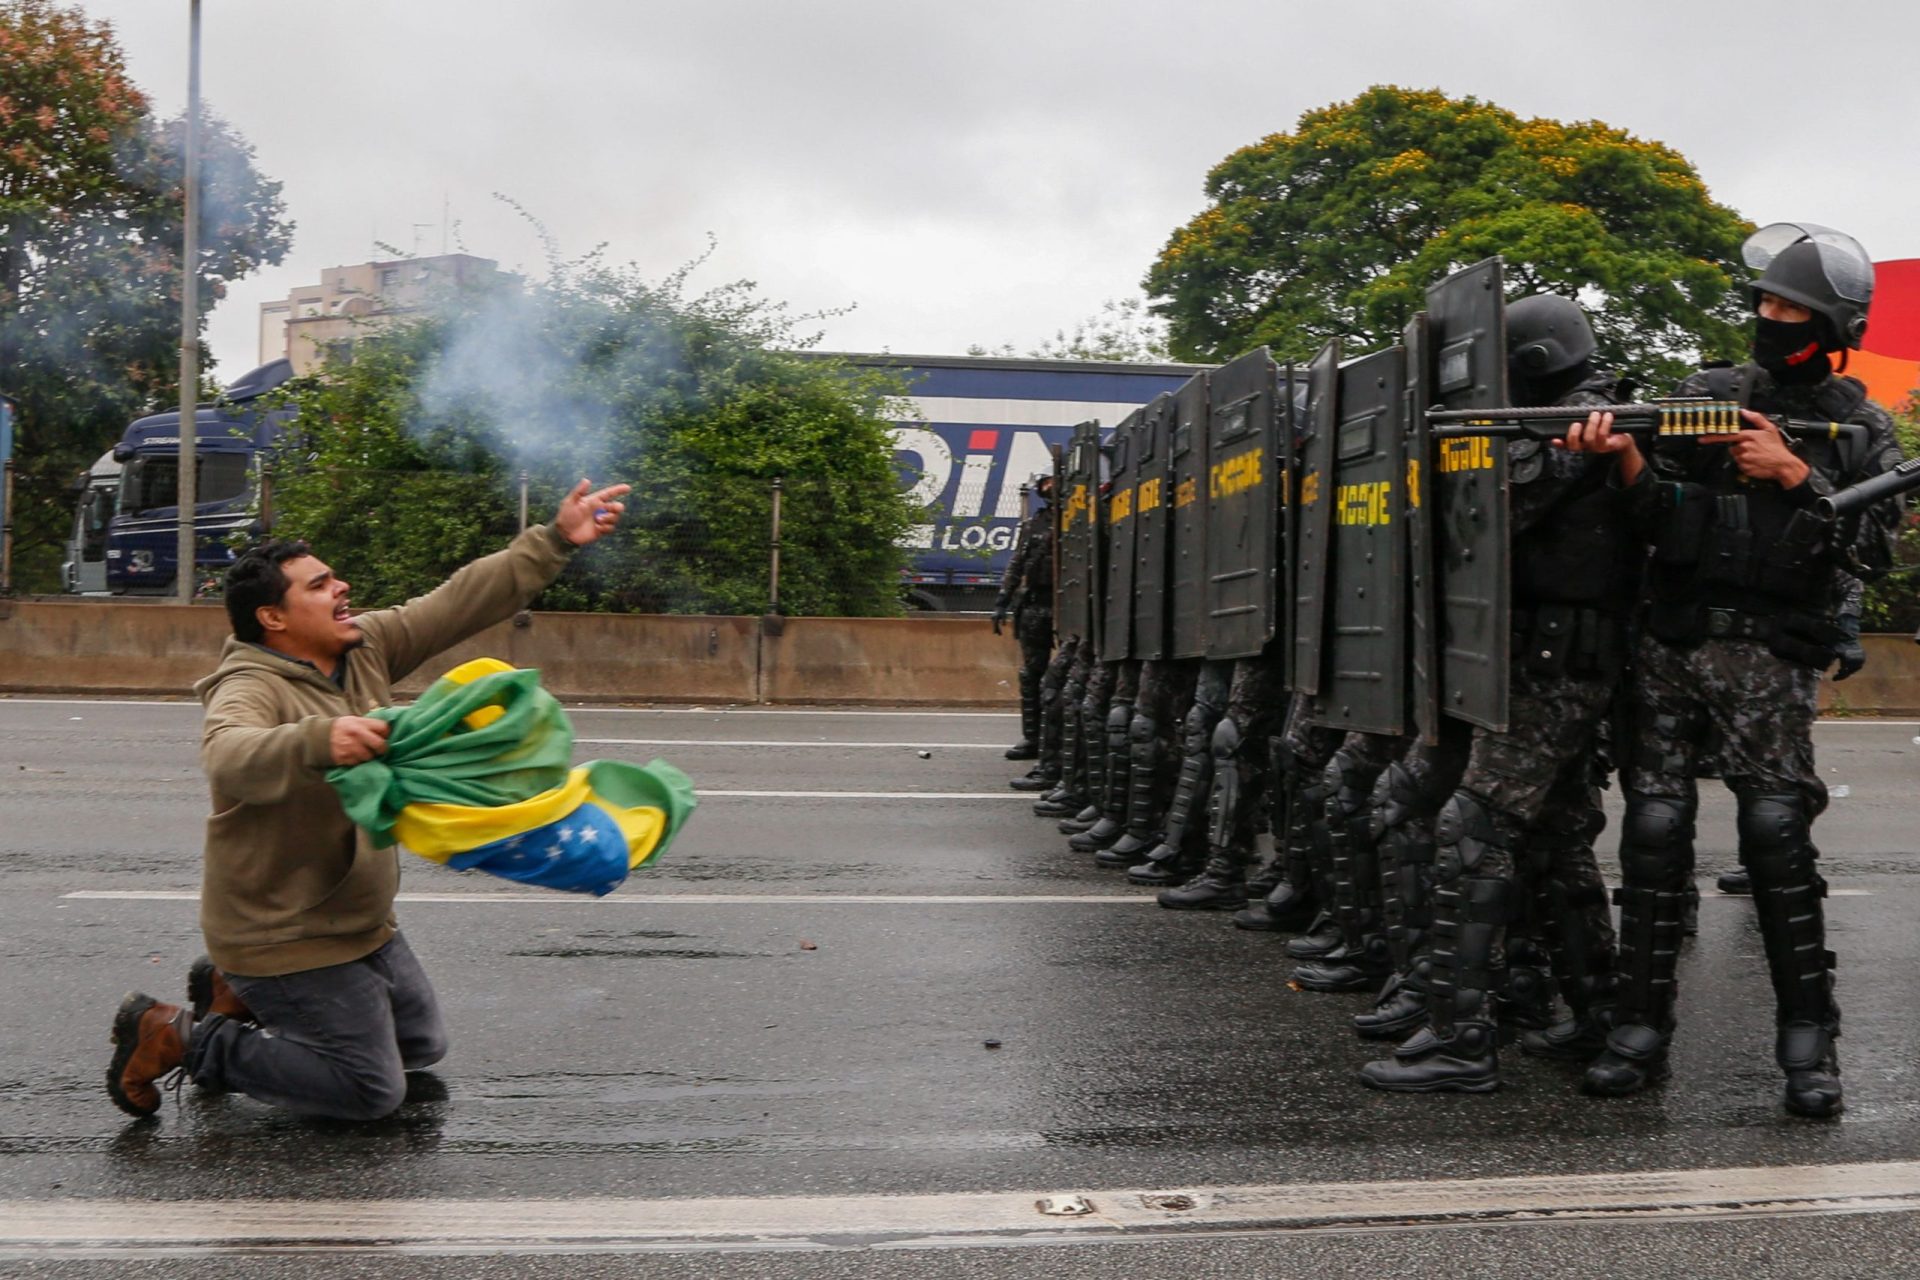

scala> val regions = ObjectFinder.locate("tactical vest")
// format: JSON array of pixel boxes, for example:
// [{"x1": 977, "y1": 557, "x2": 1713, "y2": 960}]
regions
[
  {"x1": 1643, "y1": 364, "x2": 1867, "y2": 639},
  {"x1": 1511, "y1": 379, "x2": 1640, "y2": 616}
]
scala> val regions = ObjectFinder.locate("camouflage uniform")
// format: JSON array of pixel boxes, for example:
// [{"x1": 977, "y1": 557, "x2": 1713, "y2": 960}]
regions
[{"x1": 1585, "y1": 363, "x2": 1904, "y2": 1111}]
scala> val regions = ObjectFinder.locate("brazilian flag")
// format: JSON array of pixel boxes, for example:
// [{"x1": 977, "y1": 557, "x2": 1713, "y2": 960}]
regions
[{"x1": 329, "y1": 659, "x2": 696, "y2": 895}]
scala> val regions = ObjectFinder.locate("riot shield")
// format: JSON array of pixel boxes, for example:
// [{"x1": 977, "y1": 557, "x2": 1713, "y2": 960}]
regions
[
  {"x1": 1167, "y1": 373, "x2": 1210, "y2": 659},
  {"x1": 1055, "y1": 420, "x2": 1102, "y2": 643},
  {"x1": 1273, "y1": 361, "x2": 1300, "y2": 673},
  {"x1": 1204, "y1": 347, "x2": 1280, "y2": 660},
  {"x1": 1100, "y1": 408, "x2": 1140, "y2": 662},
  {"x1": 1130, "y1": 393, "x2": 1174, "y2": 662},
  {"x1": 1425, "y1": 258, "x2": 1511, "y2": 732},
  {"x1": 1289, "y1": 338, "x2": 1340, "y2": 693},
  {"x1": 1315, "y1": 345, "x2": 1408, "y2": 735},
  {"x1": 1403, "y1": 313, "x2": 1440, "y2": 744}
]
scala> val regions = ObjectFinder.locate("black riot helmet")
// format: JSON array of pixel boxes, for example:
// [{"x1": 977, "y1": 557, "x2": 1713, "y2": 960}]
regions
[
  {"x1": 1506, "y1": 294, "x2": 1596, "y2": 379},
  {"x1": 1743, "y1": 221, "x2": 1874, "y2": 350}
]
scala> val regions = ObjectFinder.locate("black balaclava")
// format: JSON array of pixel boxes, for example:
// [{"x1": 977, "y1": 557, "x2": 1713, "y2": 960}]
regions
[
  {"x1": 1753, "y1": 316, "x2": 1833, "y2": 384},
  {"x1": 1511, "y1": 360, "x2": 1594, "y2": 409}
]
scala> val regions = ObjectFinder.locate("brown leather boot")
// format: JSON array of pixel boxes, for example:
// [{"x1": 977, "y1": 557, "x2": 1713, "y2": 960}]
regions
[
  {"x1": 187, "y1": 956, "x2": 252, "y2": 1022},
  {"x1": 106, "y1": 994, "x2": 191, "y2": 1117}
]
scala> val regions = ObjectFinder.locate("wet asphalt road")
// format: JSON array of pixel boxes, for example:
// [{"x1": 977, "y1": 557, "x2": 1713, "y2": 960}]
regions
[{"x1": 3, "y1": 698, "x2": 1920, "y2": 1276}]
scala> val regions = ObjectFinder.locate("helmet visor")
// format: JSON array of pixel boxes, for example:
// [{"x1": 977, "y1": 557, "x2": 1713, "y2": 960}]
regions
[{"x1": 1742, "y1": 222, "x2": 1873, "y2": 304}]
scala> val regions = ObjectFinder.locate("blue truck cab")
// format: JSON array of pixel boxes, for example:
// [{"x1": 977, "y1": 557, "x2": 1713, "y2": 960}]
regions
[{"x1": 104, "y1": 358, "x2": 294, "y2": 595}]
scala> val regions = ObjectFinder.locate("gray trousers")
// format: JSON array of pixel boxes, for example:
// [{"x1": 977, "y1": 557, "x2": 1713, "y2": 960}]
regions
[{"x1": 186, "y1": 932, "x2": 448, "y2": 1121}]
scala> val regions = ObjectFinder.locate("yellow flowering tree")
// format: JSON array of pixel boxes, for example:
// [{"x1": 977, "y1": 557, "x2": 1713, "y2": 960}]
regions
[{"x1": 1146, "y1": 86, "x2": 1754, "y2": 387}]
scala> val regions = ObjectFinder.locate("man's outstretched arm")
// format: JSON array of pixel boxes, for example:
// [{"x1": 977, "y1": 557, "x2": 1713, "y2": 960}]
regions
[{"x1": 356, "y1": 479, "x2": 630, "y2": 684}]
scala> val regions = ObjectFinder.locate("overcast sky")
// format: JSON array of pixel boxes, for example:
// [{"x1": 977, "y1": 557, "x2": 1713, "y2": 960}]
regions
[{"x1": 71, "y1": 0, "x2": 1920, "y2": 379}]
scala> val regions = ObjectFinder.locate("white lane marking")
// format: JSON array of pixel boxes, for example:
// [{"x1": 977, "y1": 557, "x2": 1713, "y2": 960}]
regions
[
  {"x1": 62, "y1": 890, "x2": 1155, "y2": 905},
  {"x1": 8, "y1": 1160, "x2": 1920, "y2": 1256},
  {"x1": 63, "y1": 888, "x2": 1873, "y2": 904},
  {"x1": 577, "y1": 738, "x2": 1005, "y2": 749},
  {"x1": 0, "y1": 698, "x2": 199, "y2": 708}
]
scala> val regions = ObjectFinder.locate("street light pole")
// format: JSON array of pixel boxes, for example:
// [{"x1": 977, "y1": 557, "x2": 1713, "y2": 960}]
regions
[{"x1": 176, "y1": 0, "x2": 202, "y2": 602}]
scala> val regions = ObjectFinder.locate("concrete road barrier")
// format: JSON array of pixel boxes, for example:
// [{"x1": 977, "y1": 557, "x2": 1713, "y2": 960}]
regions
[
  {"x1": 0, "y1": 600, "x2": 1022, "y2": 705},
  {"x1": 1, "y1": 598, "x2": 1914, "y2": 711}
]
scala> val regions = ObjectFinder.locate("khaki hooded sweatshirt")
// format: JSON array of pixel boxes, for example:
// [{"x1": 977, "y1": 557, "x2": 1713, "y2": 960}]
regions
[{"x1": 193, "y1": 523, "x2": 575, "y2": 976}]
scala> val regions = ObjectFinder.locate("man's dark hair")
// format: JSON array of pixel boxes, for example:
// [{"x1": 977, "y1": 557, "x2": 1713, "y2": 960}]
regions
[{"x1": 224, "y1": 538, "x2": 313, "y2": 642}]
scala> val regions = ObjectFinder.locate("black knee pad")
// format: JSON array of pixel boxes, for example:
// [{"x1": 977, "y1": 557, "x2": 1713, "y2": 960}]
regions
[
  {"x1": 1734, "y1": 792, "x2": 1810, "y2": 857},
  {"x1": 1210, "y1": 716, "x2": 1243, "y2": 764},
  {"x1": 1180, "y1": 700, "x2": 1214, "y2": 744},
  {"x1": 1375, "y1": 760, "x2": 1423, "y2": 831},
  {"x1": 1620, "y1": 793, "x2": 1696, "y2": 886},
  {"x1": 1129, "y1": 713, "x2": 1159, "y2": 748},
  {"x1": 1435, "y1": 791, "x2": 1510, "y2": 875}
]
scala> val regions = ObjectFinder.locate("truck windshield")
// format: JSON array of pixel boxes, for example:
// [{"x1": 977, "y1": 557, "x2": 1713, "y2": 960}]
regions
[{"x1": 119, "y1": 452, "x2": 251, "y2": 516}]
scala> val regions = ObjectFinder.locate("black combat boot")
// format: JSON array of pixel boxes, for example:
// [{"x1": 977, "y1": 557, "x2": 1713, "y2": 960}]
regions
[
  {"x1": 1292, "y1": 938, "x2": 1392, "y2": 992},
  {"x1": 1127, "y1": 842, "x2": 1202, "y2": 886},
  {"x1": 1156, "y1": 855, "x2": 1247, "y2": 910},
  {"x1": 1352, "y1": 961, "x2": 1430, "y2": 1040},
  {"x1": 1059, "y1": 806, "x2": 1099, "y2": 835},
  {"x1": 1234, "y1": 878, "x2": 1317, "y2": 932},
  {"x1": 1359, "y1": 876, "x2": 1510, "y2": 1093},
  {"x1": 1285, "y1": 912, "x2": 1342, "y2": 959},
  {"x1": 1715, "y1": 866, "x2": 1751, "y2": 895},
  {"x1": 1009, "y1": 769, "x2": 1054, "y2": 793},
  {"x1": 1522, "y1": 976, "x2": 1614, "y2": 1061},
  {"x1": 1033, "y1": 790, "x2": 1078, "y2": 817}
]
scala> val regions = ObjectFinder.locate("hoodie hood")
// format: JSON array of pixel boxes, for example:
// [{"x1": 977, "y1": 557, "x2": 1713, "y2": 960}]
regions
[{"x1": 195, "y1": 636, "x2": 348, "y2": 704}]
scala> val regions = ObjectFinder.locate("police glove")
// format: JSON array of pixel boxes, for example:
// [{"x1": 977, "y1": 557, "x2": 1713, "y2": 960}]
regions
[
  {"x1": 1833, "y1": 613, "x2": 1866, "y2": 681},
  {"x1": 990, "y1": 600, "x2": 1008, "y2": 635}
]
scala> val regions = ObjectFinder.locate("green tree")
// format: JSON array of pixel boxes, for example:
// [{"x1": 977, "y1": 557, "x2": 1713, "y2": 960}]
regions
[
  {"x1": 269, "y1": 252, "x2": 916, "y2": 617},
  {"x1": 0, "y1": 0, "x2": 291, "y2": 591},
  {"x1": 1145, "y1": 86, "x2": 1753, "y2": 387}
]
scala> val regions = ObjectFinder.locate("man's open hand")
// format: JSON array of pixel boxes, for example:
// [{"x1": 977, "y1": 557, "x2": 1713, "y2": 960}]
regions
[
  {"x1": 555, "y1": 479, "x2": 632, "y2": 546},
  {"x1": 330, "y1": 716, "x2": 390, "y2": 766}
]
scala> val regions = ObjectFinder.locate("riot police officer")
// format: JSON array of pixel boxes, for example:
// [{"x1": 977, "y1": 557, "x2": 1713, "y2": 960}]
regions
[
  {"x1": 1565, "y1": 223, "x2": 1906, "y2": 1117},
  {"x1": 994, "y1": 475, "x2": 1055, "y2": 766},
  {"x1": 1361, "y1": 293, "x2": 1634, "y2": 1092}
]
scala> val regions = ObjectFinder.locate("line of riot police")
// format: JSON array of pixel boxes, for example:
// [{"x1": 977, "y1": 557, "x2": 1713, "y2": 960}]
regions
[{"x1": 996, "y1": 223, "x2": 1915, "y2": 1114}]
